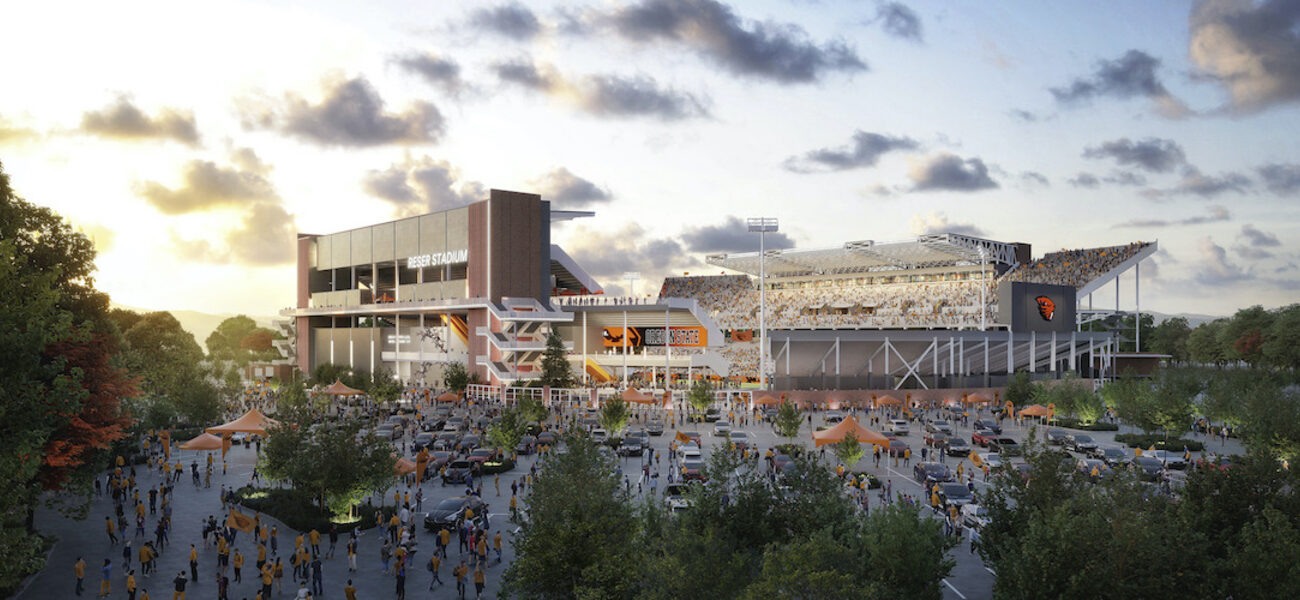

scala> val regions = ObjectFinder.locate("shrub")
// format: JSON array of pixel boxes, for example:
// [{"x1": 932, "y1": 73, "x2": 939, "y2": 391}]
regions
[
  {"x1": 1048, "y1": 417, "x2": 1119, "y2": 431},
  {"x1": 481, "y1": 458, "x2": 517, "y2": 475},
  {"x1": 1113, "y1": 434, "x2": 1204, "y2": 452},
  {"x1": 233, "y1": 486, "x2": 384, "y2": 534},
  {"x1": 848, "y1": 471, "x2": 883, "y2": 488}
]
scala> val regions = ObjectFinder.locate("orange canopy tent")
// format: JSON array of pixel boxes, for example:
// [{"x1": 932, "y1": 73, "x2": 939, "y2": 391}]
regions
[
  {"x1": 435, "y1": 391, "x2": 461, "y2": 402},
  {"x1": 394, "y1": 457, "x2": 417, "y2": 476},
  {"x1": 874, "y1": 395, "x2": 903, "y2": 407},
  {"x1": 206, "y1": 408, "x2": 279, "y2": 436},
  {"x1": 964, "y1": 393, "x2": 993, "y2": 404},
  {"x1": 1017, "y1": 404, "x2": 1052, "y2": 418},
  {"x1": 179, "y1": 433, "x2": 224, "y2": 451},
  {"x1": 622, "y1": 388, "x2": 657, "y2": 405},
  {"x1": 322, "y1": 380, "x2": 366, "y2": 396},
  {"x1": 811, "y1": 416, "x2": 890, "y2": 448},
  {"x1": 754, "y1": 395, "x2": 781, "y2": 406}
]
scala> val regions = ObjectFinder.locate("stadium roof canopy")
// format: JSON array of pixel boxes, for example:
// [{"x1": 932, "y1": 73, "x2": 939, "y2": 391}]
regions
[{"x1": 706, "y1": 233, "x2": 1017, "y2": 278}]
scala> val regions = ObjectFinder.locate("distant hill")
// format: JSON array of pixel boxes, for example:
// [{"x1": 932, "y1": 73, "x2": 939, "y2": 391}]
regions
[
  {"x1": 1145, "y1": 311, "x2": 1222, "y2": 328},
  {"x1": 111, "y1": 303, "x2": 279, "y2": 346}
]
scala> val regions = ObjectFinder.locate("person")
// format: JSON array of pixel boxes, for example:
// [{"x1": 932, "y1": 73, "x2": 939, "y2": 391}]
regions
[
  {"x1": 260, "y1": 563, "x2": 273, "y2": 599},
  {"x1": 969, "y1": 525, "x2": 980, "y2": 555},
  {"x1": 99, "y1": 559, "x2": 112, "y2": 598},
  {"x1": 188, "y1": 544, "x2": 198, "y2": 582},
  {"x1": 428, "y1": 553, "x2": 442, "y2": 588},
  {"x1": 474, "y1": 564, "x2": 486, "y2": 598},
  {"x1": 310, "y1": 555, "x2": 323, "y2": 595},
  {"x1": 232, "y1": 548, "x2": 244, "y2": 583},
  {"x1": 347, "y1": 537, "x2": 357, "y2": 572},
  {"x1": 126, "y1": 569, "x2": 138, "y2": 600},
  {"x1": 381, "y1": 537, "x2": 392, "y2": 574},
  {"x1": 395, "y1": 556, "x2": 407, "y2": 600},
  {"x1": 107, "y1": 516, "x2": 119, "y2": 545},
  {"x1": 273, "y1": 557, "x2": 284, "y2": 593},
  {"x1": 171, "y1": 571, "x2": 187, "y2": 600},
  {"x1": 75, "y1": 556, "x2": 86, "y2": 596},
  {"x1": 343, "y1": 579, "x2": 357, "y2": 600},
  {"x1": 453, "y1": 560, "x2": 468, "y2": 599},
  {"x1": 327, "y1": 526, "x2": 339, "y2": 558},
  {"x1": 215, "y1": 572, "x2": 227, "y2": 600},
  {"x1": 493, "y1": 531, "x2": 503, "y2": 564}
]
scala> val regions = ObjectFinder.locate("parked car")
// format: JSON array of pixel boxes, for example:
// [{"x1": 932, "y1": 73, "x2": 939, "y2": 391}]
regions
[
  {"x1": 1144, "y1": 450, "x2": 1187, "y2": 470},
  {"x1": 971, "y1": 429, "x2": 997, "y2": 447},
  {"x1": 1129, "y1": 456, "x2": 1164, "y2": 481},
  {"x1": 423, "y1": 496, "x2": 488, "y2": 531},
  {"x1": 704, "y1": 408, "x2": 722, "y2": 423},
  {"x1": 429, "y1": 450, "x2": 453, "y2": 471},
  {"x1": 442, "y1": 418, "x2": 463, "y2": 432},
  {"x1": 1092, "y1": 446, "x2": 1128, "y2": 466},
  {"x1": 888, "y1": 420, "x2": 910, "y2": 435},
  {"x1": 990, "y1": 437, "x2": 1021, "y2": 456},
  {"x1": 973, "y1": 419, "x2": 1002, "y2": 434},
  {"x1": 1077, "y1": 458, "x2": 1111, "y2": 480},
  {"x1": 413, "y1": 432, "x2": 435, "y2": 451},
  {"x1": 536, "y1": 431, "x2": 556, "y2": 446},
  {"x1": 960, "y1": 503, "x2": 990, "y2": 529},
  {"x1": 938, "y1": 482, "x2": 975, "y2": 508},
  {"x1": 976, "y1": 452, "x2": 1002, "y2": 469},
  {"x1": 944, "y1": 437, "x2": 971, "y2": 457},
  {"x1": 824, "y1": 411, "x2": 845, "y2": 424},
  {"x1": 729, "y1": 431, "x2": 750, "y2": 451},
  {"x1": 617, "y1": 437, "x2": 645, "y2": 457},
  {"x1": 592, "y1": 429, "x2": 608, "y2": 443},
  {"x1": 713, "y1": 420, "x2": 732, "y2": 436},
  {"x1": 680, "y1": 458, "x2": 706, "y2": 481},
  {"x1": 679, "y1": 449, "x2": 702, "y2": 466},
  {"x1": 440, "y1": 460, "x2": 474, "y2": 485},
  {"x1": 913, "y1": 462, "x2": 952, "y2": 485},
  {"x1": 887, "y1": 439, "x2": 910, "y2": 457},
  {"x1": 1046, "y1": 428, "x2": 1071, "y2": 446},
  {"x1": 1195, "y1": 454, "x2": 1237, "y2": 471},
  {"x1": 1068, "y1": 434, "x2": 1099, "y2": 453},
  {"x1": 516, "y1": 435, "x2": 537, "y2": 455},
  {"x1": 374, "y1": 425, "x2": 395, "y2": 440},
  {"x1": 433, "y1": 432, "x2": 459, "y2": 451},
  {"x1": 647, "y1": 421, "x2": 664, "y2": 436},
  {"x1": 456, "y1": 434, "x2": 482, "y2": 452},
  {"x1": 681, "y1": 431, "x2": 701, "y2": 446},
  {"x1": 926, "y1": 420, "x2": 954, "y2": 435},
  {"x1": 923, "y1": 432, "x2": 950, "y2": 448},
  {"x1": 466, "y1": 448, "x2": 496, "y2": 466},
  {"x1": 664, "y1": 483, "x2": 692, "y2": 512}
]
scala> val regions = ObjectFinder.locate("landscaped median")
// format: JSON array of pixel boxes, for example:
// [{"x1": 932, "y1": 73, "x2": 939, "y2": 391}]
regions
[
  {"x1": 1113, "y1": 434, "x2": 1204, "y2": 452},
  {"x1": 233, "y1": 486, "x2": 389, "y2": 533}
]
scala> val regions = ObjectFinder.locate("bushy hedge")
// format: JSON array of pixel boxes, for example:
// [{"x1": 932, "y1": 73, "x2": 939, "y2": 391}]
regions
[
  {"x1": 1113, "y1": 434, "x2": 1204, "y2": 452},
  {"x1": 847, "y1": 471, "x2": 883, "y2": 489},
  {"x1": 1049, "y1": 417, "x2": 1119, "y2": 432},
  {"x1": 233, "y1": 486, "x2": 385, "y2": 534},
  {"x1": 481, "y1": 458, "x2": 516, "y2": 475}
]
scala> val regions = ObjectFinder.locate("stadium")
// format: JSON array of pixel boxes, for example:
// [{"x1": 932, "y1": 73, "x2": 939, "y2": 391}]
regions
[{"x1": 281, "y1": 189, "x2": 1156, "y2": 397}]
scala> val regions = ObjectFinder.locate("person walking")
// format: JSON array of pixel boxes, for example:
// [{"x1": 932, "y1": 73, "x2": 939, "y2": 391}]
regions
[
  {"x1": 453, "y1": 561, "x2": 468, "y2": 600},
  {"x1": 232, "y1": 548, "x2": 243, "y2": 583},
  {"x1": 99, "y1": 559, "x2": 112, "y2": 598},
  {"x1": 428, "y1": 553, "x2": 442, "y2": 589},
  {"x1": 343, "y1": 579, "x2": 357, "y2": 600},
  {"x1": 106, "y1": 516, "x2": 119, "y2": 545},
  {"x1": 126, "y1": 570, "x2": 137, "y2": 600},
  {"x1": 347, "y1": 537, "x2": 357, "y2": 572},
  {"x1": 171, "y1": 571, "x2": 187, "y2": 600},
  {"x1": 395, "y1": 557, "x2": 407, "y2": 600},
  {"x1": 310, "y1": 555, "x2": 323, "y2": 596},
  {"x1": 474, "y1": 564, "x2": 486, "y2": 599}
]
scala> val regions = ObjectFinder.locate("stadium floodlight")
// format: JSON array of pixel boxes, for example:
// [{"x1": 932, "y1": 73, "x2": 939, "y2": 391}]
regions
[
  {"x1": 747, "y1": 217, "x2": 778, "y2": 390},
  {"x1": 978, "y1": 247, "x2": 987, "y2": 331}
]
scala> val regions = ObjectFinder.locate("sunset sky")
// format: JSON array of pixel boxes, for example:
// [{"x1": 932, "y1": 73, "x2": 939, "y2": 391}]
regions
[{"x1": 2, "y1": 0, "x2": 1298, "y2": 319}]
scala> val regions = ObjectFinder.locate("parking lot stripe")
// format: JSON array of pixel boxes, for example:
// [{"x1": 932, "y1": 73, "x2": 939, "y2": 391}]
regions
[{"x1": 943, "y1": 579, "x2": 967, "y2": 599}]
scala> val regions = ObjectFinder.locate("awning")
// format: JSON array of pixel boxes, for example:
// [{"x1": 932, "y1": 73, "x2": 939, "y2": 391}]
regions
[
  {"x1": 622, "y1": 388, "x2": 657, "y2": 405},
  {"x1": 873, "y1": 395, "x2": 903, "y2": 407},
  {"x1": 811, "y1": 416, "x2": 889, "y2": 448},
  {"x1": 206, "y1": 408, "x2": 279, "y2": 436},
  {"x1": 322, "y1": 380, "x2": 365, "y2": 396},
  {"x1": 754, "y1": 395, "x2": 781, "y2": 406},
  {"x1": 436, "y1": 392, "x2": 461, "y2": 402},
  {"x1": 1018, "y1": 404, "x2": 1052, "y2": 417},
  {"x1": 179, "y1": 433, "x2": 224, "y2": 451},
  {"x1": 394, "y1": 457, "x2": 417, "y2": 475}
]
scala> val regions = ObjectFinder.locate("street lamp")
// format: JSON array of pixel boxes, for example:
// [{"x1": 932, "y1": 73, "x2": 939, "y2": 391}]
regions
[
  {"x1": 747, "y1": 217, "x2": 778, "y2": 390},
  {"x1": 623, "y1": 271, "x2": 640, "y2": 299},
  {"x1": 978, "y1": 246, "x2": 987, "y2": 331}
]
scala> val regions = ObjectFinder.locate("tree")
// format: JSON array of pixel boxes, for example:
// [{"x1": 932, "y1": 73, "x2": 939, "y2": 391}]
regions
[
  {"x1": 1219, "y1": 305, "x2": 1273, "y2": 365},
  {"x1": 687, "y1": 378, "x2": 714, "y2": 421},
  {"x1": 742, "y1": 531, "x2": 880, "y2": 600},
  {"x1": 488, "y1": 406, "x2": 527, "y2": 454},
  {"x1": 1229, "y1": 507, "x2": 1300, "y2": 600},
  {"x1": 1187, "y1": 319, "x2": 1228, "y2": 365},
  {"x1": 258, "y1": 411, "x2": 395, "y2": 517},
  {"x1": 1004, "y1": 371, "x2": 1034, "y2": 408},
  {"x1": 1262, "y1": 304, "x2": 1300, "y2": 370},
  {"x1": 774, "y1": 400, "x2": 802, "y2": 439},
  {"x1": 1102, "y1": 374, "x2": 1158, "y2": 433},
  {"x1": 443, "y1": 361, "x2": 470, "y2": 393},
  {"x1": 113, "y1": 310, "x2": 205, "y2": 403},
  {"x1": 368, "y1": 368, "x2": 403, "y2": 408},
  {"x1": 1147, "y1": 368, "x2": 1200, "y2": 440},
  {"x1": 502, "y1": 435, "x2": 638, "y2": 599},
  {"x1": 275, "y1": 380, "x2": 310, "y2": 414},
  {"x1": 1149, "y1": 316, "x2": 1191, "y2": 363},
  {"x1": 598, "y1": 396, "x2": 629, "y2": 436},
  {"x1": 172, "y1": 378, "x2": 222, "y2": 425},
  {"x1": 857, "y1": 503, "x2": 956, "y2": 600},
  {"x1": 831, "y1": 433, "x2": 866, "y2": 468},
  {"x1": 538, "y1": 331, "x2": 575, "y2": 388},
  {"x1": 516, "y1": 395, "x2": 549, "y2": 425}
]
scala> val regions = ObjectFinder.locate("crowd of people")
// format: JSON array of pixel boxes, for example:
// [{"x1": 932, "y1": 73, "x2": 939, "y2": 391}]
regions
[{"x1": 1002, "y1": 242, "x2": 1152, "y2": 288}]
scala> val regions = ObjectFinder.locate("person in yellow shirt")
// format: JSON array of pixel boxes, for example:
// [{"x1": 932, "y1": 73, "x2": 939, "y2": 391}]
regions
[
  {"x1": 492, "y1": 532, "x2": 502, "y2": 564},
  {"x1": 427, "y1": 554, "x2": 442, "y2": 588},
  {"x1": 474, "y1": 564, "x2": 486, "y2": 598},
  {"x1": 260, "y1": 563, "x2": 273, "y2": 598},
  {"x1": 309, "y1": 529, "x2": 321, "y2": 555},
  {"x1": 453, "y1": 561, "x2": 468, "y2": 598},
  {"x1": 475, "y1": 537, "x2": 487, "y2": 566},
  {"x1": 295, "y1": 533, "x2": 305, "y2": 551},
  {"x1": 233, "y1": 549, "x2": 244, "y2": 583},
  {"x1": 106, "y1": 516, "x2": 118, "y2": 545},
  {"x1": 74, "y1": 556, "x2": 86, "y2": 596},
  {"x1": 126, "y1": 570, "x2": 137, "y2": 600},
  {"x1": 139, "y1": 588, "x2": 149, "y2": 600},
  {"x1": 256, "y1": 543, "x2": 267, "y2": 570},
  {"x1": 438, "y1": 527, "x2": 451, "y2": 559},
  {"x1": 344, "y1": 579, "x2": 357, "y2": 600}
]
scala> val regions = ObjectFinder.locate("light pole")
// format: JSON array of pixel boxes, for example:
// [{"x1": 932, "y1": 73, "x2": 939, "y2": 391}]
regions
[
  {"x1": 978, "y1": 247, "x2": 987, "y2": 331},
  {"x1": 623, "y1": 271, "x2": 640, "y2": 299},
  {"x1": 747, "y1": 217, "x2": 778, "y2": 390}
]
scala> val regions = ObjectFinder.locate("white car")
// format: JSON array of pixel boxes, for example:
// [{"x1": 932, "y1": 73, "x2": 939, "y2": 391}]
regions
[
  {"x1": 976, "y1": 452, "x2": 1002, "y2": 469},
  {"x1": 889, "y1": 420, "x2": 910, "y2": 435},
  {"x1": 713, "y1": 420, "x2": 732, "y2": 436},
  {"x1": 679, "y1": 449, "x2": 702, "y2": 466},
  {"x1": 729, "y1": 431, "x2": 750, "y2": 448},
  {"x1": 664, "y1": 483, "x2": 692, "y2": 512},
  {"x1": 592, "y1": 428, "x2": 608, "y2": 442},
  {"x1": 960, "y1": 503, "x2": 990, "y2": 529},
  {"x1": 1144, "y1": 450, "x2": 1187, "y2": 469}
]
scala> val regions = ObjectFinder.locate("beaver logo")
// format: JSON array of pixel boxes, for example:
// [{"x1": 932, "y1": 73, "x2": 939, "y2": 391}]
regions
[{"x1": 1035, "y1": 296, "x2": 1056, "y2": 321}]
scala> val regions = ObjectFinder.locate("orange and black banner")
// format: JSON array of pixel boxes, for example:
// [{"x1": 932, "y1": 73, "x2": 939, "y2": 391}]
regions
[
  {"x1": 228, "y1": 508, "x2": 256, "y2": 533},
  {"x1": 602, "y1": 327, "x2": 707, "y2": 348}
]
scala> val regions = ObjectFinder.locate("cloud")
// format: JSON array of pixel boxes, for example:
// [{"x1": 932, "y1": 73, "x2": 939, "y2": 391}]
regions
[
  {"x1": 1238, "y1": 224, "x2": 1281, "y2": 247},
  {"x1": 1257, "y1": 163, "x2": 1300, "y2": 195},
  {"x1": 0, "y1": 115, "x2": 39, "y2": 144},
  {"x1": 1104, "y1": 171, "x2": 1147, "y2": 187},
  {"x1": 1019, "y1": 171, "x2": 1050, "y2": 187},
  {"x1": 493, "y1": 57, "x2": 710, "y2": 120},
  {"x1": 1145, "y1": 169, "x2": 1252, "y2": 198},
  {"x1": 563, "y1": 222, "x2": 698, "y2": 288},
  {"x1": 241, "y1": 76, "x2": 445, "y2": 146},
  {"x1": 782, "y1": 130, "x2": 917, "y2": 173},
  {"x1": 1113, "y1": 205, "x2": 1230, "y2": 228},
  {"x1": 1190, "y1": 0, "x2": 1300, "y2": 113},
  {"x1": 395, "y1": 52, "x2": 464, "y2": 95},
  {"x1": 1197, "y1": 236, "x2": 1248, "y2": 285},
  {"x1": 361, "y1": 154, "x2": 484, "y2": 217},
  {"x1": 1008, "y1": 109, "x2": 1038, "y2": 122},
  {"x1": 1050, "y1": 49, "x2": 1191, "y2": 117},
  {"x1": 75, "y1": 222, "x2": 116, "y2": 253},
  {"x1": 594, "y1": 0, "x2": 866, "y2": 84},
  {"x1": 529, "y1": 168, "x2": 611, "y2": 208},
  {"x1": 468, "y1": 2, "x2": 541, "y2": 38},
  {"x1": 909, "y1": 211, "x2": 985, "y2": 237},
  {"x1": 80, "y1": 96, "x2": 199, "y2": 145},
  {"x1": 1068, "y1": 172, "x2": 1101, "y2": 189},
  {"x1": 907, "y1": 153, "x2": 998, "y2": 191},
  {"x1": 139, "y1": 150, "x2": 296, "y2": 266},
  {"x1": 680, "y1": 216, "x2": 795, "y2": 252},
  {"x1": 135, "y1": 158, "x2": 277, "y2": 215},
  {"x1": 875, "y1": 2, "x2": 923, "y2": 42},
  {"x1": 1082, "y1": 137, "x2": 1186, "y2": 173}
]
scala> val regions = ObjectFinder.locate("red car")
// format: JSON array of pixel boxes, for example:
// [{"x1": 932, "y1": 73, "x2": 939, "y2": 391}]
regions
[
  {"x1": 466, "y1": 449, "x2": 496, "y2": 465},
  {"x1": 971, "y1": 429, "x2": 997, "y2": 447}
]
